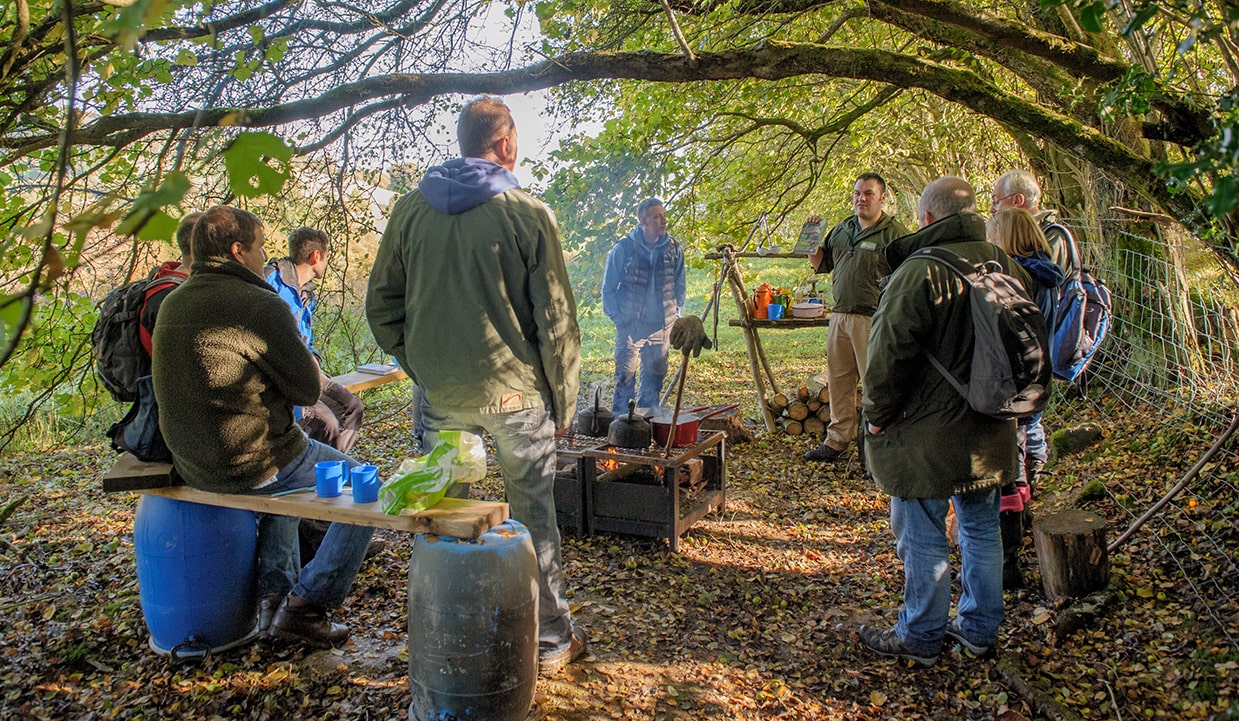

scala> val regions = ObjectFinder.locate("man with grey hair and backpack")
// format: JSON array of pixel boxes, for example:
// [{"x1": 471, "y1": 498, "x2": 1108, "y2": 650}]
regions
[
  {"x1": 990, "y1": 169, "x2": 1079, "y2": 279},
  {"x1": 990, "y1": 170, "x2": 1081, "y2": 527},
  {"x1": 858, "y1": 177, "x2": 1031, "y2": 666}
]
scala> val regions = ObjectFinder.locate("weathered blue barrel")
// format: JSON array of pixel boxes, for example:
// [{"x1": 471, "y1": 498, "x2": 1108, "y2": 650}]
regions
[
  {"x1": 408, "y1": 519, "x2": 539, "y2": 721},
  {"x1": 134, "y1": 495, "x2": 258, "y2": 659}
]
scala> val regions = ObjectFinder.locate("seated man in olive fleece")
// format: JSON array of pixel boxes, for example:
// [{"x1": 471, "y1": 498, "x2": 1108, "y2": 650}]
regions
[{"x1": 151, "y1": 204, "x2": 373, "y2": 649}]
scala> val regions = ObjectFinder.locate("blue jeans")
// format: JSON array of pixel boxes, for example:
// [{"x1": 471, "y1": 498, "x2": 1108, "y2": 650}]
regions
[
  {"x1": 890, "y1": 488, "x2": 1003, "y2": 654},
  {"x1": 612, "y1": 322, "x2": 670, "y2": 414},
  {"x1": 1018, "y1": 412, "x2": 1047, "y2": 478},
  {"x1": 421, "y1": 403, "x2": 575, "y2": 653},
  {"x1": 243, "y1": 440, "x2": 374, "y2": 609}
]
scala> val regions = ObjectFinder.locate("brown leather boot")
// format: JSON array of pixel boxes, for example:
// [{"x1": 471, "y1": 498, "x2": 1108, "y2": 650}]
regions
[{"x1": 271, "y1": 595, "x2": 351, "y2": 648}]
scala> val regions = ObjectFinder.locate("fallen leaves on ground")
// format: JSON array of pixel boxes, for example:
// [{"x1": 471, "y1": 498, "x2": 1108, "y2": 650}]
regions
[{"x1": 0, "y1": 390, "x2": 1235, "y2": 720}]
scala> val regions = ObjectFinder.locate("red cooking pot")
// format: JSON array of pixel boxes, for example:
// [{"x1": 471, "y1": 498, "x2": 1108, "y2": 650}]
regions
[{"x1": 650, "y1": 404, "x2": 738, "y2": 447}]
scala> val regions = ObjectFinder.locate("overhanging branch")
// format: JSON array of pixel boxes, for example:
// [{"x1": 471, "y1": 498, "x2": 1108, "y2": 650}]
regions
[{"x1": 2, "y1": 42, "x2": 1201, "y2": 225}]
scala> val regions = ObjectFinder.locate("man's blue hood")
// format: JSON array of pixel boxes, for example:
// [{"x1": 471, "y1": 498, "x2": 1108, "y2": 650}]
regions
[{"x1": 418, "y1": 157, "x2": 521, "y2": 214}]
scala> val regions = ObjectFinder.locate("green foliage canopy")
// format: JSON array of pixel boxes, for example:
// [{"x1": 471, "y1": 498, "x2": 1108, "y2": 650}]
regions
[{"x1": 0, "y1": 0, "x2": 1237, "y2": 425}]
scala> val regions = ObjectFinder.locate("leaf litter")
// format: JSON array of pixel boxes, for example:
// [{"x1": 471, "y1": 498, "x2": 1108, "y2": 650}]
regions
[{"x1": 0, "y1": 394, "x2": 1234, "y2": 719}]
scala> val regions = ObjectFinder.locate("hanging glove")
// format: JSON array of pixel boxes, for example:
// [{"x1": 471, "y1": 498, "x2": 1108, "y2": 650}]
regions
[{"x1": 669, "y1": 315, "x2": 713, "y2": 357}]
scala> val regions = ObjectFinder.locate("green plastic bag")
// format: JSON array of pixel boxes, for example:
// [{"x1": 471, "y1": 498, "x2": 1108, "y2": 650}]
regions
[{"x1": 379, "y1": 430, "x2": 487, "y2": 515}]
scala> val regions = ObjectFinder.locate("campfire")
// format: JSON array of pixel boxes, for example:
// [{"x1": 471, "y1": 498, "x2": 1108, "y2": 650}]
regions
[{"x1": 551, "y1": 431, "x2": 727, "y2": 551}]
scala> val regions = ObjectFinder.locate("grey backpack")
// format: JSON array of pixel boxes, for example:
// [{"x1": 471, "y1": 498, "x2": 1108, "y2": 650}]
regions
[{"x1": 914, "y1": 246, "x2": 1051, "y2": 419}]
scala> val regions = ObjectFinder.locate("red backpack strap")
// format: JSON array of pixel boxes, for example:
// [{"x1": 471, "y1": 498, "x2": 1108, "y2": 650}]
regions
[{"x1": 138, "y1": 275, "x2": 186, "y2": 355}]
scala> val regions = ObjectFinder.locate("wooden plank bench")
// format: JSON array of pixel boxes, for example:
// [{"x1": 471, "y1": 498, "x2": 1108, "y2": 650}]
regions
[
  {"x1": 104, "y1": 452, "x2": 507, "y2": 538},
  {"x1": 102, "y1": 364, "x2": 504, "y2": 537},
  {"x1": 332, "y1": 364, "x2": 408, "y2": 394}
]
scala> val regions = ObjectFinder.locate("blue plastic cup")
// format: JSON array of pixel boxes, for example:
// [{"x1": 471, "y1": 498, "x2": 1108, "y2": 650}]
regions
[
  {"x1": 767, "y1": 303, "x2": 785, "y2": 321},
  {"x1": 314, "y1": 461, "x2": 347, "y2": 498},
  {"x1": 351, "y1": 465, "x2": 380, "y2": 504}
]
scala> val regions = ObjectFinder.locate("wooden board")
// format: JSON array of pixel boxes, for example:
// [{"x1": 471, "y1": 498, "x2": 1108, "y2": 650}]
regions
[
  {"x1": 102, "y1": 453, "x2": 176, "y2": 492},
  {"x1": 399, "y1": 498, "x2": 511, "y2": 539},
  {"x1": 331, "y1": 367, "x2": 408, "y2": 393},
  {"x1": 138, "y1": 485, "x2": 508, "y2": 539}
]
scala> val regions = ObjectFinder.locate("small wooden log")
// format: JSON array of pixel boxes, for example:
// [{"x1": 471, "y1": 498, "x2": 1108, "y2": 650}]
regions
[
  {"x1": 818, "y1": 386, "x2": 830, "y2": 403},
  {"x1": 676, "y1": 458, "x2": 705, "y2": 491},
  {"x1": 807, "y1": 372, "x2": 829, "y2": 396},
  {"x1": 796, "y1": 385, "x2": 811, "y2": 401},
  {"x1": 786, "y1": 402, "x2": 810, "y2": 421},
  {"x1": 1033, "y1": 509, "x2": 1110, "y2": 599},
  {"x1": 806, "y1": 399, "x2": 822, "y2": 412},
  {"x1": 770, "y1": 392, "x2": 790, "y2": 412},
  {"x1": 803, "y1": 416, "x2": 826, "y2": 435},
  {"x1": 784, "y1": 419, "x2": 804, "y2": 436},
  {"x1": 816, "y1": 406, "x2": 831, "y2": 423}
]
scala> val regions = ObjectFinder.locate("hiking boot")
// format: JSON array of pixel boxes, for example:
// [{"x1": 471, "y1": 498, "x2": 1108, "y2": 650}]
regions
[
  {"x1": 945, "y1": 617, "x2": 994, "y2": 657},
  {"x1": 256, "y1": 594, "x2": 283, "y2": 639},
  {"x1": 804, "y1": 444, "x2": 844, "y2": 462},
  {"x1": 271, "y1": 595, "x2": 351, "y2": 649},
  {"x1": 539, "y1": 625, "x2": 588, "y2": 673},
  {"x1": 858, "y1": 624, "x2": 939, "y2": 667}
]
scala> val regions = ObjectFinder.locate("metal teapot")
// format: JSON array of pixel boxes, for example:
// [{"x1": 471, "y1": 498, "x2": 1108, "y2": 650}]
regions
[
  {"x1": 607, "y1": 399, "x2": 652, "y2": 449},
  {"x1": 577, "y1": 387, "x2": 615, "y2": 437}
]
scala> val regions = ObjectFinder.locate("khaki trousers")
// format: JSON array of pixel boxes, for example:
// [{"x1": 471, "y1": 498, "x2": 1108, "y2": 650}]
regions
[{"x1": 825, "y1": 312, "x2": 872, "y2": 451}]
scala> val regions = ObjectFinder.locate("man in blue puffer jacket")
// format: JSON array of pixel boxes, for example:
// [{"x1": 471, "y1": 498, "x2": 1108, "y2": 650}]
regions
[{"x1": 601, "y1": 198, "x2": 686, "y2": 415}]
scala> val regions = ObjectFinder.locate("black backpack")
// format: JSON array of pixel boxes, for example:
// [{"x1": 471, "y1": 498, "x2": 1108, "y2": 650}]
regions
[
  {"x1": 914, "y1": 246, "x2": 1051, "y2": 419},
  {"x1": 92, "y1": 271, "x2": 185, "y2": 403}
]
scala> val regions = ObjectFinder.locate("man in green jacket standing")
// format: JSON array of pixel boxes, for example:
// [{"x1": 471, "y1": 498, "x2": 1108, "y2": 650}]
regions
[
  {"x1": 859, "y1": 177, "x2": 1027, "y2": 666},
  {"x1": 153, "y1": 205, "x2": 374, "y2": 649},
  {"x1": 805, "y1": 173, "x2": 907, "y2": 463},
  {"x1": 366, "y1": 96, "x2": 586, "y2": 672}
]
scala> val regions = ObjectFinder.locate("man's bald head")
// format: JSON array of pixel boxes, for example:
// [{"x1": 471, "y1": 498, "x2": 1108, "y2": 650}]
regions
[{"x1": 918, "y1": 177, "x2": 976, "y2": 226}]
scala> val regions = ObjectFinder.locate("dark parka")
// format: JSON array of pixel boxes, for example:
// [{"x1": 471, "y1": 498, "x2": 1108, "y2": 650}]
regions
[
  {"x1": 862, "y1": 212, "x2": 1029, "y2": 499},
  {"x1": 152, "y1": 260, "x2": 320, "y2": 493}
]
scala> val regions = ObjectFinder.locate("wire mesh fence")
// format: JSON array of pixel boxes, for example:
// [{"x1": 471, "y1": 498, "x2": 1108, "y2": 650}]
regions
[{"x1": 1059, "y1": 217, "x2": 1238, "y2": 648}]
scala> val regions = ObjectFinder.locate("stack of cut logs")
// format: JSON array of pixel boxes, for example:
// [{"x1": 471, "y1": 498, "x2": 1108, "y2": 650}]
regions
[{"x1": 768, "y1": 379, "x2": 831, "y2": 436}]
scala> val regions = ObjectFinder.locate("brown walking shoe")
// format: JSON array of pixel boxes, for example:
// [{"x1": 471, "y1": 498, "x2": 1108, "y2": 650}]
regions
[
  {"x1": 271, "y1": 594, "x2": 351, "y2": 649},
  {"x1": 539, "y1": 625, "x2": 588, "y2": 673}
]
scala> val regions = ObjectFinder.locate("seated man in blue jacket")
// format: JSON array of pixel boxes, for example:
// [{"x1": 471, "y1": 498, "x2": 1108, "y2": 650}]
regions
[
  {"x1": 266, "y1": 227, "x2": 364, "y2": 454},
  {"x1": 266, "y1": 228, "x2": 369, "y2": 561}
]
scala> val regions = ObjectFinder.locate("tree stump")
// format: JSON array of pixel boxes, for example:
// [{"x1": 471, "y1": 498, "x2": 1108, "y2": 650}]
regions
[
  {"x1": 701, "y1": 407, "x2": 754, "y2": 444},
  {"x1": 1033, "y1": 509, "x2": 1109, "y2": 599}
]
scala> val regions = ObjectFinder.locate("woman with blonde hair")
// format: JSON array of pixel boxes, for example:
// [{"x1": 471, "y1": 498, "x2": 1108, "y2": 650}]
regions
[{"x1": 985, "y1": 206, "x2": 1065, "y2": 589}]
